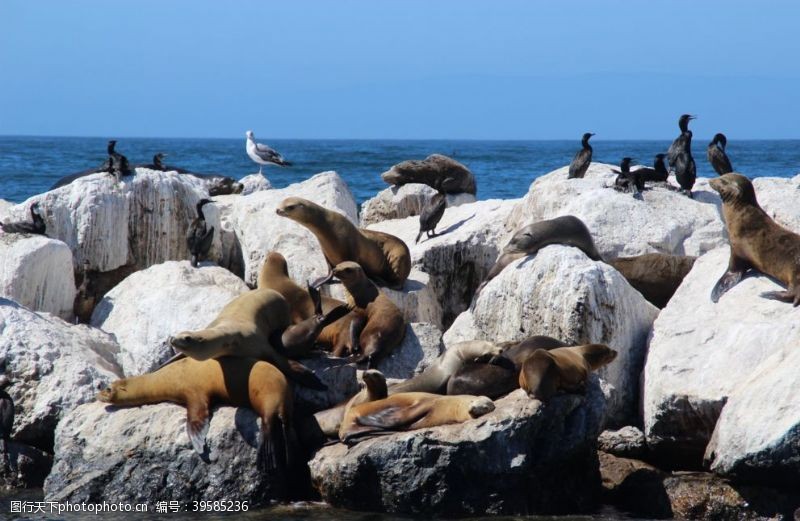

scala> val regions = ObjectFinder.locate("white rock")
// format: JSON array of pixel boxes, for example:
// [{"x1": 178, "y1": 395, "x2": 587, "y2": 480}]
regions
[
  {"x1": 368, "y1": 198, "x2": 518, "y2": 328},
  {"x1": 225, "y1": 171, "x2": 358, "y2": 286},
  {"x1": 360, "y1": 183, "x2": 476, "y2": 226},
  {"x1": 90, "y1": 261, "x2": 249, "y2": 376},
  {"x1": 506, "y1": 163, "x2": 727, "y2": 259},
  {"x1": 239, "y1": 173, "x2": 273, "y2": 195},
  {"x1": 0, "y1": 299, "x2": 121, "y2": 447},
  {"x1": 0, "y1": 234, "x2": 76, "y2": 319},
  {"x1": 0, "y1": 199, "x2": 12, "y2": 222},
  {"x1": 372, "y1": 322, "x2": 444, "y2": 380},
  {"x1": 643, "y1": 247, "x2": 800, "y2": 461},
  {"x1": 211, "y1": 194, "x2": 245, "y2": 277},
  {"x1": 705, "y1": 345, "x2": 800, "y2": 481},
  {"x1": 752, "y1": 174, "x2": 800, "y2": 231},
  {"x1": 444, "y1": 245, "x2": 659, "y2": 425},
  {"x1": 4, "y1": 169, "x2": 222, "y2": 273}
]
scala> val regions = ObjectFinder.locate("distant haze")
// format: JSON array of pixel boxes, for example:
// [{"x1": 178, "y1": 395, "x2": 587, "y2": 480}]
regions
[{"x1": 1, "y1": 0, "x2": 798, "y2": 139}]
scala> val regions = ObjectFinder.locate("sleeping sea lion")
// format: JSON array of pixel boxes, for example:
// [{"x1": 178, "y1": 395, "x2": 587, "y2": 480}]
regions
[
  {"x1": 519, "y1": 344, "x2": 617, "y2": 402},
  {"x1": 276, "y1": 197, "x2": 411, "y2": 289},
  {"x1": 709, "y1": 173, "x2": 800, "y2": 305},
  {"x1": 381, "y1": 154, "x2": 477, "y2": 195}
]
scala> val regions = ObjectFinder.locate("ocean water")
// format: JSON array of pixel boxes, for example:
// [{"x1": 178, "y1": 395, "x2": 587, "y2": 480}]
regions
[{"x1": 1, "y1": 136, "x2": 799, "y2": 204}]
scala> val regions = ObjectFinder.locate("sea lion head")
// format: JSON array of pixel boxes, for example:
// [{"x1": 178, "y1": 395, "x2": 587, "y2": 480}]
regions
[
  {"x1": 467, "y1": 396, "x2": 496, "y2": 418},
  {"x1": 96, "y1": 379, "x2": 133, "y2": 405},
  {"x1": 361, "y1": 369, "x2": 387, "y2": 397},
  {"x1": 506, "y1": 222, "x2": 550, "y2": 254},
  {"x1": 169, "y1": 329, "x2": 238, "y2": 360},
  {"x1": 276, "y1": 197, "x2": 320, "y2": 222},
  {"x1": 580, "y1": 344, "x2": 618, "y2": 370},
  {"x1": 332, "y1": 261, "x2": 366, "y2": 285},
  {"x1": 709, "y1": 173, "x2": 757, "y2": 206},
  {"x1": 264, "y1": 251, "x2": 289, "y2": 277}
]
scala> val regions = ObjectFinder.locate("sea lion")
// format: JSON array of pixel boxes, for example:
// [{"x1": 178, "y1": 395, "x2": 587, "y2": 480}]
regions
[
  {"x1": 168, "y1": 288, "x2": 325, "y2": 389},
  {"x1": 568, "y1": 132, "x2": 594, "y2": 179},
  {"x1": 276, "y1": 197, "x2": 411, "y2": 290},
  {"x1": 315, "y1": 261, "x2": 406, "y2": 365},
  {"x1": 519, "y1": 344, "x2": 618, "y2": 402},
  {"x1": 337, "y1": 369, "x2": 388, "y2": 440},
  {"x1": 0, "y1": 202, "x2": 46, "y2": 235},
  {"x1": 415, "y1": 190, "x2": 447, "y2": 243},
  {"x1": 97, "y1": 356, "x2": 292, "y2": 472},
  {"x1": 186, "y1": 198, "x2": 215, "y2": 267},
  {"x1": 445, "y1": 335, "x2": 568, "y2": 398},
  {"x1": 477, "y1": 215, "x2": 602, "y2": 294},
  {"x1": 339, "y1": 392, "x2": 495, "y2": 444},
  {"x1": 381, "y1": 154, "x2": 477, "y2": 195},
  {"x1": 709, "y1": 173, "x2": 800, "y2": 305},
  {"x1": 609, "y1": 253, "x2": 696, "y2": 308}
]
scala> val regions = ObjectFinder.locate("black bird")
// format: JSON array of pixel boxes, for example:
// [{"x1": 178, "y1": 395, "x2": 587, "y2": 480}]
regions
[
  {"x1": 635, "y1": 153, "x2": 669, "y2": 183},
  {"x1": 0, "y1": 378, "x2": 14, "y2": 471},
  {"x1": 674, "y1": 144, "x2": 697, "y2": 197},
  {"x1": 667, "y1": 114, "x2": 696, "y2": 169},
  {"x1": 707, "y1": 133, "x2": 733, "y2": 176},
  {"x1": 0, "y1": 202, "x2": 46, "y2": 235},
  {"x1": 186, "y1": 199, "x2": 215, "y2": 267},
  {"x1": 568, "y1": 132, "x2": 594, "y2": 179},
  {"x1": 415, "y1": 190, "x2": 447, "y2": 243},
  {"x1": 137, "y1": 152, "x2": 168, "y2": 171},
  {"x1": 107, "y1": 140, "x2": 132, "y2": 180},
  {"x1": 613, "y1": 157, "x2": 644, "y2": 198}
]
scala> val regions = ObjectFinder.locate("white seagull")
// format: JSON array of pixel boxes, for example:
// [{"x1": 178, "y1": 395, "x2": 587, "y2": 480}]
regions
[{"x1": 245, "y1": 130, "x2": 291, "y2": 175}]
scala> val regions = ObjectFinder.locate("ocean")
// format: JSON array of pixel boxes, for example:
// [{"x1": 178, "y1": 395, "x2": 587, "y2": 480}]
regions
[{"x1": 1, "y1": 137, "x2": 799, "y2": 204}]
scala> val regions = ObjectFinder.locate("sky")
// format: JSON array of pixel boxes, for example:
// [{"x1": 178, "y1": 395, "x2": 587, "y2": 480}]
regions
[{"x1": 1, "y1": 0, "x2": 799, "y2": 140}]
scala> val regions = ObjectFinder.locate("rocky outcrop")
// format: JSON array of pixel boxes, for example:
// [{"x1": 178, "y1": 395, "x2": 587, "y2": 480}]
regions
[
  {"x1": 0, "y1": 299, "x2": 121, "y2": 449},
  {"x1": 371, "y1": 322, "x2": 443, "y2": 380},
  {"x1": 3, "y1": 169, "x2": 223, "y2": 274},
  {"x1": 506, "y1": 163, "x2": 727, "y2": 259},
  {"x1": 0, "y1": 441, "x2": 53, "y2": 489},
  {"x1": 45, "y1": 402, "x2": 285, "y2": 504},
  {"x1": 90, "y1": 261, "x2": 249, "y2": 376},
  {"x1": 444, "y1": 245, "x2": 659, "y2": 425},
  {"x1": 0, "y1": 234, "x2": 75, "y2": 319},
  {"x1": 360, "y1": 184, "x2": 475, "y2": 226},
  {"x1": 598, "y1": 426, "x2": 648, "y2": 459},
  {"x1": 643, "y1": 247, "x2": 800, "y2": 466},
  {"x1": 238, "y1": 173, "x2": 272, "y2": 195},
  {"x1": 309, "y1": 384, "x2": 606, "y2": 516},
  {"x1": 753, "y1": 174, "x2": 800, "y2": 231}
]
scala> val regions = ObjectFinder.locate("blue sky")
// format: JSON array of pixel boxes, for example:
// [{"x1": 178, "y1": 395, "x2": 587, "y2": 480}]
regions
[{"x1": 1, "y1": 0, "x2": 798, "y2": 139}]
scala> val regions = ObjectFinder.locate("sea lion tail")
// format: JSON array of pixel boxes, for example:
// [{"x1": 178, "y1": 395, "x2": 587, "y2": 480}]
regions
[
  {"x1": 186, "y1": 417, "x2": 210, "y2": 455},
  {"x1": 286, "y1": 359, "x2": 327, "y2": 390}
]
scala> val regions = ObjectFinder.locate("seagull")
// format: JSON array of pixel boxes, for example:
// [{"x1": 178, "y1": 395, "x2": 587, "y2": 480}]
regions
[{"x1": 245, "y1": 130, "x2": 291, "y2": 175}]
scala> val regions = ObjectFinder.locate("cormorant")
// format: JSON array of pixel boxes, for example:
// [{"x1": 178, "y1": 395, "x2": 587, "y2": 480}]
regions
[
  {"x1": 568, "y1": 132, "x2": 594, "y2": 179},
  {"x1": 0, "y1": 202, "x2": 46, "y2": 235},
  {"x1": 137, "y1": 152, "x2": 168, "y2": 171},
  {"x1": 707, "y1": 133, "x2": 733, "y2": 176},
  {"x1": 186, "y1": 199, "x2": 215, "y2": 267},
  {"x1": 0, "y1": 378, "x2": 14, "y2": 471},
  {"x1": 415, "y1": 190, "x2": 447, "y2": 243},
  {"x1": 613, "y1": 157, "x2": 644, "y2": 198},
  {"x1": 245, "y1": 130, "x2": 291, "y2": 175},
  {"x1": 107, "y1": 140, "x2": 132, "y2": 180},
  {"x1": 674, "y1": 139, "x2": 697, "y2": 197},
  {"x1": 635, "y1": 153, "x2": 669, "y2": 183},
  {"x1": 667, "y1": 114, "x2": 695, "y2": 169}
]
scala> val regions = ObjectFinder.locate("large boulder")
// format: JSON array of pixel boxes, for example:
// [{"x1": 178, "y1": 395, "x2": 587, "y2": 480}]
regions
[
  {"x1": 752, "y1": 174, "x2": 800, "y2": 231},
  {"x1": 643, "y1": 247, "x2": 800, "y2": 466},
  {"x1": 3, "y1": 169, "x2": 223, "y2": 273},
  {"x1": 309, "y1": 383, "x2": 606, "y2": 516},
  {"x1": 0, "y1": 299, "x2": 121, "y2": 449},
  {"x1": 45, "y1": 402, "x2": 285, "y2": 504},
  {"x1": 238, "y1": 173, "x2": 272, "y2": 195},
  {"x1": 223, "y1": 171, "x2": 358, "y2": 287},
  {"x1": 506, "y1": 163, "x2": 727, "y2": 259},
  {"x1": 90, "y1": 261, "x2": 249, "y2": 376},
  {"x1": 0, "y1": 441, "x2": 53, "y2": 489},
  {"x1": 371, "y1": 322, "x2": 443, "y2": 380},
  {"x1": 444, "y1": 245, "x2": 659, "y2": 426},
  {"x1": 368, "y1": 198, "x2": 518, "y2": 328},
  {"x1": 705, "y1": 345, "x2": 800, "y2": 484},
  {"x1": 360, "y1": 184, "x2": 475, "y2": 226},
  {"x1": 0, "y1": 234, "x2": 75, "y2": 319}
]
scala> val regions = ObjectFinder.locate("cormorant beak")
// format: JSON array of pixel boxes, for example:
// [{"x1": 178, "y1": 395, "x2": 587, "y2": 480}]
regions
[{"x1": 689, "y1": 115, "x2": 697, "y2": 120}]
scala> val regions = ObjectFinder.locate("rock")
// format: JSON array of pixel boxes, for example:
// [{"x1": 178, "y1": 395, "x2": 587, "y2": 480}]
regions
[
  {"x1": 309, "y1": 383, "x2": 606, "y2": 516},
  {"x1": 0, "y1": 441, "x2": 53, "y2": 489},
  {"x1": 294, "y1": 357, "x2": 358, "y2": 414},
  {"x1": 211, "y1": 194, "x2": 245, "y2": 278},
  {"x1": 0, "y1": 234, "x2": 76, "y2": 320},
  {"x1": 90, "y1": 261, "x2": 249, "y2": 376},
  {"x1": 444, "y1": 245, "x2": 659, "y2": 426},
  {"x1": 3, "y1": 169, "x2": 223, "y2": 273},
  {"x1": 598, "y1": 426, "x2": 647, "y2": 459},
  {"x1": 360, "y1": 184, "x2": 475, "y2": 226},
  {"x1": 0, "y1": 199, "x2": 12, "y2": 221},
  {"x1": 705, "y1": 345, "x2": 800, "y2": 484},
  {"x1": 753, "y1": 174, "x2": 800, "y2": 231},
  {"x1": 372, "y1": 322, "x2": 444, "y2": 380},
  {"x1": 239, "y1": 173, "x2": 272, "y2": 195},
  {"x1": 506, "y1": 163, "x2": 727, "y2": 259},
  {"x1": 44, "y1": 402, "x2": 285, "y2": 504},
  {"x1": 224, "y1": 171, "x2": 358, "y2": 287},
  {"x1": 598, "y1": 451, "x2": 670, "y2": 518},
  {"x1": 643, "y1": 247, "x2": 800, "y2": 466},
  {"x1": 0, "y1": 299, "x2": 121, "y2": 449},
  {"x1": 368, "y1": 198, "x2": 518, "y2": 328},
  {"x1": 381, "y1": 154, "x2": 477, "y2": 195}
]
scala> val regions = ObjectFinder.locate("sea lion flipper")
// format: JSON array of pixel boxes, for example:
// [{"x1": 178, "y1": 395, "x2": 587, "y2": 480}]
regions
[
  {"x1": 157, "y1": 351, "x2": 186, "y2": 370},
  {"x1": 761, "y1": 289, "x2": 800, "y2": 306},
  {"x1": 286, "y1": 359, "x2": 327, "y2": 390},
  {"x1": 356, "y1": 403, "x2": 430, "y2": 430},
  {"x1": 186, "y1": 403, "x2": 210, "y2": 455},
  {"x1": 320, "y1": 305, "x2": 351, "y2": 328},
  {"x1": 711, "y1": 270, "x2": 744, "y2": 302}
]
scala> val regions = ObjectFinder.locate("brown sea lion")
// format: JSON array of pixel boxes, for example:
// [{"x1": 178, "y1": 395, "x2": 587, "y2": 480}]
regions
[
  {"x1": 97, "y1": 356, "x2": 292, "y2": 472},
  {"x1": 709, "y1": 173, "x2": 800, "y2": 305},
  {"x1": 276, "y1": 197, "x2": 411, "y2": 289},
  {"x1": 477, "y1": 215, "x2": 602, "y2": 295},
  {"x1": 519, "y1": 344, "x2": 617, "y2": 402},
  {"x1": 339, "y1": 392, "x2": 495, "y2": 445},
  {"x1": 168, "y1": 288, "x2": 325, "y2": 389},
  {"x1": 315, "y1": 261, "x2": 406, "y2": 366},
  {"x1": 338, "y1": 370, "x2": 388, "y2": 441},
  {"x1": 380, "y1": 154, "x2": 477, "y2": 195},
  {"x1": 609, "y1": 253, "x2": 696, "y2": 308}
]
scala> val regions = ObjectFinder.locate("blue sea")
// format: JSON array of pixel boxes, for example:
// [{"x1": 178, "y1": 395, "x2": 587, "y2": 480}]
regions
[{"x1": 1, "y1": 137, "x2": 799, "y2": 204}]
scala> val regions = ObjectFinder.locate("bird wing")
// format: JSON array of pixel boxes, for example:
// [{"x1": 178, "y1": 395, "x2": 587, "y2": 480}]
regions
[{"x1": 254, "y1": 142, "x2": 286, "y2": 163}]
